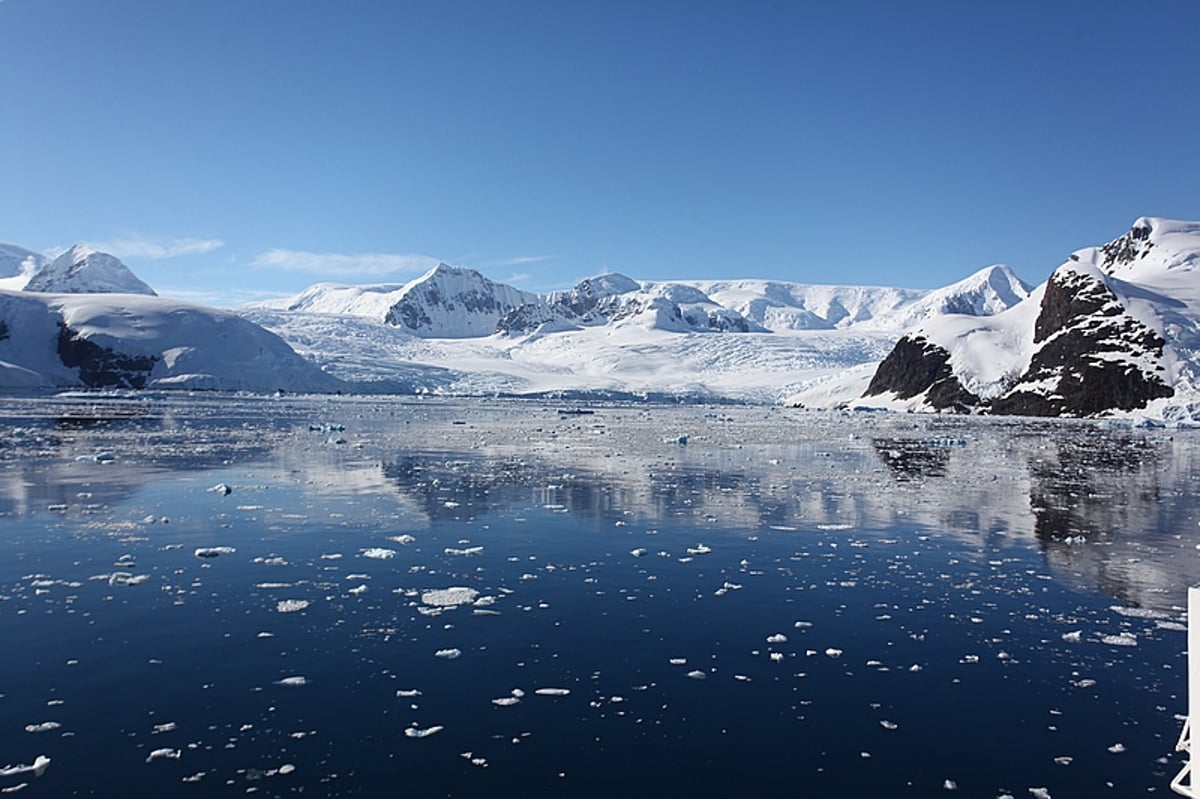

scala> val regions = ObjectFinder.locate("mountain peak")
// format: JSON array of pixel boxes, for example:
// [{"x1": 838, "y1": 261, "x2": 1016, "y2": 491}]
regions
[{"x1": 24, "y1": 245, "x2": 157, "y2": 296}]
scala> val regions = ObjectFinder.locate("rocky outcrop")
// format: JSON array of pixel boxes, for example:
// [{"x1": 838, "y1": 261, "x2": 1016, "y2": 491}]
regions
[
  {"x1": 988, "y1": 266, "x2": 1171, "y2": 416},
  {"x1": 56, "y1": 323, "x2": 157, "y2": 389},
  {"x1": 863, "y1": 334, "x2": 979, "y2": 412}
]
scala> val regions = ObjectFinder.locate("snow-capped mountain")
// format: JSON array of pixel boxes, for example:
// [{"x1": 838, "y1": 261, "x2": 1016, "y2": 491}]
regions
[
  {"x1": 258, "y1": 263, "x2": 539, "y2": 338},
  {"x1": 0, "y1": 290, "x2": 339, "y2": 392},
  {"x1": 24, "y1": 245, "x2": 157, "y2": 295},
  {"x1": 857, "y1": 218, "x2": 1200, "y2": 419}
]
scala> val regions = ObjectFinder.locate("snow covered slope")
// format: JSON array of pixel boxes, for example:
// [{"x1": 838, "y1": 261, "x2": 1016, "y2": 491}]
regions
[
  {"x1": 0, "y1": 243, "x2": 48, "y2": 291},
  {"x1": 24, "y1": 245, "x2": 157, "y2": 295},
  {"x1": 856, "y1": 218, "x2": 1200, "y2": 420},
  {"x1": 0, "y1": 290, "x2": 339, "y2": 392}
]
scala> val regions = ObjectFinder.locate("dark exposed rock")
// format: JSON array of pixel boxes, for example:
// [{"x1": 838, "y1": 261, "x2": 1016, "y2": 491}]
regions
[
  {"x1": 988, "y1": 267, "x2": 1171, "y2": 417},
  {"x1": 1100, "y1": 220, "x2": 1154, "y2": 271},
  {"x1": 56, "y1": 323, "x2": 157, "y2": 389},
  {"x1": 863, "y1": 334, "x2": 979, "y2": 412},
  {"x1": 0, "y1": 320, "x2": 8, "y2": 342}
]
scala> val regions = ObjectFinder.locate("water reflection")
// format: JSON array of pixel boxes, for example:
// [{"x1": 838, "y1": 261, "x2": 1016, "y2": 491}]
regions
[{"x1": 2, "y1": 395, "x2": 1199, "y2": 610}]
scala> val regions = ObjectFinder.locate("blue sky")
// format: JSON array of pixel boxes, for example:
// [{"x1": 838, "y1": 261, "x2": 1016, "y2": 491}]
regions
[{"x1": 2, "y1": 0, "x2": 1198, "y2": 305}]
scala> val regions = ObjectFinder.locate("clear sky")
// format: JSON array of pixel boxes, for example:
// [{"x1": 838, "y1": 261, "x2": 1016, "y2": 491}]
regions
[{"x1": 2, "y1": 0, "x2": 1198, "y2": 306}]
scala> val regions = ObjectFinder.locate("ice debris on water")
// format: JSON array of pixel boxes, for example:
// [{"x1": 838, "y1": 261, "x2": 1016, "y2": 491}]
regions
[
  {"x1": 208, "y1": 483, "x2": 232, "y2": 496},
  {"x1": 943, "y1": 779, "x2": 957, "y2": 790},
  {"x1": 445, "y1": 546, "x2": 484, "y2": 556},
  {"x1": 686, "y1": 670, "x2": 707, "y2": 680},
  {"x1": 1100, "y1": 633, "x2": 1137, "y2": 647},
  {"x1": 194, "y1": 547, "x2": 236, "y2": 559},
  {"x1": 766, "y1": 633, "x2": 788, "y2": 644},
  {"x1": 396, "y1": 689, "x2": 422, "y2": 698},
  {"x1": 435, "y1": 648, "x2": 462, "y2": 659},
  {"x1": 630, "y1": 548, "x2": 648, "y2": 557},
  {"x1": 361, "y1": 548, "x2": 396, "y2": 560},
  {"x1": 146, "y1": 748, "x2": 181, "y2": 763},
  {"x1": 1029, "y1": 789, "x2": 1052, "y2": 799},
  {"x1": 825, "y1": 648, "x2": 843, "y2": 658},
  {"x1": 0, "y1": 756, "x2": 50, "y2": 778},
  {"x1": 404, "y1": 725, "x2": 444, "y2": 739},
  {"x1": 534, "y1": 688, "x2": 571, "y2": 696},
  {"x1": 23, "y1": 722, "x2": 60, "y2": 734},
  {"x1": 108, "y1": 572, "x2": 149, "y2": 587},
  {"x1": 421, "y1": 587, "x2": 480, "y2": 607},
  {"x1": 1061, "y1": 631, "x2": 1082, "y2": 643},
  {"x1": 276, "y1": 599, "x2": 310, "y2": 613},
  {"x1": 276, "y1": 676, "x2": 307, "y2": 687},
  {"x1": 1107, "y1": 743, "x2": 1126, "y2": 753},
  {"x1": 388, "y1": 534, "x2": 416, "y2": 545}
]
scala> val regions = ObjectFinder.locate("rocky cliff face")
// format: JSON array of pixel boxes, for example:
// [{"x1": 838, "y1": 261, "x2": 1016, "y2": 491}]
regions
[{"x1": 862, "y1": 334, "x2": 979, "y2": 412}]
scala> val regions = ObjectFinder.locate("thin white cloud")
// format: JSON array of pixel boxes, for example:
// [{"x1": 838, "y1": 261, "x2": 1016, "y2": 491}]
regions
[
  {"x1": 501, "y1": 254, "x2": 555, "y2": 266},
  {"x1": 505, "y1": 272, "x2": 533, "y2": 284},
  {"x1": 251, "y1": 249, "x2": 440, "y2": 278},
  {"x1": 83, "y1": 236, "x2": 224, "y2": 259}
]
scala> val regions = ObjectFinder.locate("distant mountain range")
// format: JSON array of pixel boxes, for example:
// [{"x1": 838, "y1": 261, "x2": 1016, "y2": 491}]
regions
[{"x1": 3, "y1": 219, "x2": 1200, "y2": 422}]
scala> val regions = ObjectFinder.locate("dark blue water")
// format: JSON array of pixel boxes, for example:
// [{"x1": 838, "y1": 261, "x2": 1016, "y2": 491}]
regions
[{"x1": 0, "y1": 395, "x2": 1196, "y2": 797}]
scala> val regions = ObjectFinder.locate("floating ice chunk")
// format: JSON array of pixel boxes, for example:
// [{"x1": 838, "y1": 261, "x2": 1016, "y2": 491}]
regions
[
  {"x1": 389, "y1": 535, "x2": 416, "y2": 545},
  {"x1": 208, "y1": 483, "x2": 232, "y2": 496},
  {"x1": 152, "y1": 722, "x2": 177, "y2": 734},
  {"x1": 404, "y1": 725, "x2": 444, "y2": 738},
  {"x1": 766, "y1": 633, "x2": 788, "y2": 644},
  {"x1": 794, "y1": 621, "x2": 813, "y2": 628},
  {"x1": 663, "y1": 434, "x2": 688, "y2": 445},
  {"x1": 824, "y1": 648, "x2": 843, "y2": 658},
  {"x1": 1107, "y1": 743, "x2": 1126, "y2": 753},
  {"x1": 348, "y1": 585, "x2": 368, "y2": 595},
  {"x1": 278, "y1": 764, "x2": 296, "y2": 775},
  {"x1": 276, "y1": 676, "x2": 307, "y2": 687},
  {"x1": 276, "y1": 599, "x2": 310, "y2": 613},
  {"x1": 396, "y1": 689, "x2": 423, "y2": 698},
  {"x1": 769, "y1": 652, "x2": 784, "y2": 663},
  {"x1": 686, "y1": 544, "x2": 712, "y2": 555},
  {"x1": 1053, "y1": 756, "x2": 1072, "y2": 766},
  {"x1": 445, "y1": 546, "x2": 484, "y2": 556},
  {"x1": 630, "y1": 548, "x2": 648, "y2": 557},
  {"x1": 961, "y1": 654, "x2": 980, "y2": 664},
  {"x1": 1101, "y1": 633, "x2": 1137, "y2": 647},
  {"x1": 23, "y1": 722, "x2": 60, "y2": 734},
  {"x1": 686, "y1": 670, "x2": 707, "y2": 680},
  {"x1": 361, "y1": 548, "x2": 396, "y2": 560},
  {"x1": 108, "y1": 572, "x2": 149, "y2": 587},
  {"x1": 421, "y1": 587, "x2": 480, "y2": 608},
  {"x1": 1061, "y1": 630, "x2": 1082, "y2": 643},
  {"x1": 434, "y1": 648, "x2": 462, "y2": 659},
  {"x1": 1029, "y1": 789, "x2": 1052, "y2": 799},
  {"x1": 0, "y1": 756, "x2": 51, "y2": 778},
  {"x1": 535, "y1": 688, "x2": 571, "y2": 696},
  {"x1": 669, "y1": 658, "x2": 687, "y2": 666},
  {"x1": 194, "y1": 547, "x2": 236, "y2": 558},
  {"x1": 880, "y1": 720, "x2": 898, "y2": 730},
  {"x1": 492, "y1": 696, "x2": 521, "y2": 706},
  {"x1": 943, "y1": 779, "x2": 957, "y2": 790},
  {"x1": 146, "y1": 748, "x2": 181, "y2": 763}
]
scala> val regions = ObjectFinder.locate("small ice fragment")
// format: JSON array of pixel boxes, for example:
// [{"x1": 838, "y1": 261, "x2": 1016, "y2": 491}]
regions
[
  {"x1": 0, "y1": 755, "x2": 51, "y2": 778},
  {"x1": 630, "y1": 548, "x2": 648, "y2": 557},
  {"x1": 824, "y1": 648, "x2": 843, "y2": 658},
  {"x1": 396, "y1": 689, "x2": 423, "y2": 698},
  {"x1": 108, "y1": 572, "x2": 149, "y2": 587},
  {"x1": 1107, "y1": 743, "x2": 1126, "y2": 753},
  {"x1": 686, "y1": 670, "x2": 707, "y2": 680},
  {"x1": 535, "y1": 688, "x2": 571, "y2": 696},
  {"x1": 275, "y1": 599, "x2": 310, "y2": 613},
  {"x1": 146, "y1": 748, "x2": 181, "y2": 763},
  {"x1": 669, "y1": 658, "x2": 687, "y2": 666},
  {"x1": 389, "y1": 535, "x2": 416, "y2": 545},
  {"x1": 663, "y1": 434, "x2": 688, "y2": 445},
  {"x1": 961, "y1": 654, "x2": 980, "y2": 664},
  {"x1": 361, "y1": 548, "x2": 396, "y2": 560},
  {"x1": 769, "y1": 652, "x2": 784, "y2": 663},
  {"x1": 880, "y1": 720, "x2": 898, "y2": 730},
  {"x1": 1029, "y1": 789, "x2": 1052, "y2": 799},
  {"x1": 1101, "y1": 633, "x2": 1137, "y2": 647},
  {"x1": 1053, "y1": 756, "x2": 1072, "y2": 766},
  {"x1": 445, "y1": 546, "x2": 484, "y2": 556},
  {"x1": 1061, "y1": 630, "x2": 1082, "y2": 643},
  {"x1": 943, "y1": 779, "x2": 957, "y2": 790},
  {"x1": 766, "y1": 633, "x2": 788, "y2": 644},
  {"x1": 434, "y1": 648, "x2": 462, "y2": 659},
  {"x1": 404, "y1": 725, "x2": 444, "y2": 739},
  {"x1": 208, "y1": 483, "x2": 232, "y2": 496},
  {"x1": 194, "y1": 547, "x2": 236, "y2": 558},
  {"x1": 421, "y1": 587, "x2": 480, "y2": 608},
  {"x1": 276, "y1": 676, "x2": 307, "y2": 687},
  {"x1": 278, "y1": 764, "x2": 296, "y2": 775},
  {"x1": 151, "y1": 722, "x2": 177, "y2": 734},
  {"x1": 23, "y1": 722, "x2": 61, "y2": 734},
  {"x1": 686, "y1": 544, "x2": 712, "y2": 555},
  {"x1": 348, "y1": 585, "x2": 368, "y2": 595},
  {"x1": 492, "y1": 697, "x2": 520, "y2": 706}
]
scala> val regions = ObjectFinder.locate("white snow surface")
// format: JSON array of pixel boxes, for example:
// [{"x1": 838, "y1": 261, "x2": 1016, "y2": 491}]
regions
[
  {"x1": 0, "y1": 243, "x2": 47, "y2": 291},
  {"x1": 25, "y1": 245, "x2": 156, "y2": 296}
]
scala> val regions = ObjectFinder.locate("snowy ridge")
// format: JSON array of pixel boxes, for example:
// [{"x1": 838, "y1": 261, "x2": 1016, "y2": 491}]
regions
[
  {"x1": 25, "y1": 245, "x2": 157, "y2": 296},
  {"x1": 844, "y1": 218, "x2": 1200, "y2": 420},
  {"x1": 0, "y1": 290, "x2": 337, "y2": 392},
  {"x1": 0, "y1": 243, "x2": 49, "y2": 291}
]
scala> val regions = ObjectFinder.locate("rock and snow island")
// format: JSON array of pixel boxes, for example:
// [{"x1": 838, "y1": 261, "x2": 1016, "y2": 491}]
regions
[{"x1": 4, "y1": 218, "x2": 1200, "y2": 421}]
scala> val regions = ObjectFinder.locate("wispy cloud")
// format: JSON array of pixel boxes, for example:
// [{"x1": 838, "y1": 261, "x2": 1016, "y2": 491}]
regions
[
  {"x1": 505, "y1": 272, "x2": 533, "y2": 284},
  {"x1": 251, "y1": 249, "x2": 441, "y2": 278},
  {"x1": 83, "y1": 236, "x2": 224, "y2": 259},
  {"x1": 501, "y1": 254, "x2": 555, "y2": 266}
]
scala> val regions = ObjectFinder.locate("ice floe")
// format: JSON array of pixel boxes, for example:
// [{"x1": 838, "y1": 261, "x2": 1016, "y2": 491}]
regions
[
  {"x1": 421, "y1": 587, "x2": 480, "y2": 607},
  {"x1": 361, "y1": 548, "x2": 396, "y2": 559},
  {"x1": 276, "y1": 599, "x2": 310, "y2": 613},
  {"x1": 0, "y1": 756, "x2": 50, "y2": 778},
  {"x1": 194, "y1": 546, "x2": 236, "y2": 558},
  {"x1": 435, "y1": 648, "x2": 462, "y2": 659},
  {"x1": 276, "y1": 676, "x2": 308, "y2": 687},
  {"x1": 404, "y1": 725, "x2": 444, "y2": 738}
]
